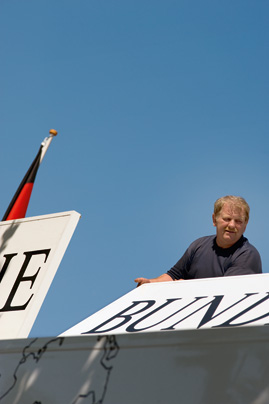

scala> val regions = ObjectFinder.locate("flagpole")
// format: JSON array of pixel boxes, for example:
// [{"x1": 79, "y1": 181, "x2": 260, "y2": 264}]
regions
[
  {"x1": 40, "y1": 129, "x2": 58, "y2": 163},
  {"x1": 2, "y1": 129, "x2": 58, "y2": 221}
]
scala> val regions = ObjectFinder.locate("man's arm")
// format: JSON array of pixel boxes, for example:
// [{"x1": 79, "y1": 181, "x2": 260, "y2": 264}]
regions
[
  {"x1": 135, "y1": 241, "x2": 195, "y2": 287},
  {"x1": 135, "y1": 273, "x2": 174, "y2": 287}
]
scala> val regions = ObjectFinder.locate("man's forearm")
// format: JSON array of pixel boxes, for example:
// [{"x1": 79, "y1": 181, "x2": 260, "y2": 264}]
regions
[{"x1": 151, "y1": 273, "x2": 173, "y2": 282}]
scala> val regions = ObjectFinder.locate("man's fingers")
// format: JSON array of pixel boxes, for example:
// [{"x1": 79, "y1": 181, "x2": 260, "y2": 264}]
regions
[
  {"x1": 134, "y1": 278, "x2": 142, "y2": 287},
  {"x1": 134, "y1": 277, "x2": 149, "y2": 287}
]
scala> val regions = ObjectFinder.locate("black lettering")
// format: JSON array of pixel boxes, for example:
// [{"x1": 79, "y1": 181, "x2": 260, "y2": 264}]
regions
[
  {"x1": 161, "y1": 293, "x2": 257, "y2": 330},
  {"x1": 0, "y1": 253, "x2": 18, "y2": 283},
  {"x1": 126, "y1": 297, "x2": 204, "y2": 332},
  {"x1": 214, "y1": 293, "x2": 269, "y2": 327},
  {"x1": 83, "y1": 300, "x2": 157, "y2": 334},
  {"x1": 0, "y1": 249, "x2": 51, "y2": 312},
  {"x1": 83, "y1": 292, "x2": 269, "y2": 334}
]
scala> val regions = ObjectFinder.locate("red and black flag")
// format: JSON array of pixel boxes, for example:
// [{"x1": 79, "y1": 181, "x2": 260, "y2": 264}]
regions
[{"x1": 2, "y1": 129, "x2": 57, "y2": 221}]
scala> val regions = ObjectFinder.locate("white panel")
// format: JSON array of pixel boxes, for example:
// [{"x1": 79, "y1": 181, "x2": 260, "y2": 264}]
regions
[
  {"x1": 62, "y1": 273, "x2": 269, "y2": 335},
  {"x1": 0, "y1": 211, "x2": 80, "y2": 339}
]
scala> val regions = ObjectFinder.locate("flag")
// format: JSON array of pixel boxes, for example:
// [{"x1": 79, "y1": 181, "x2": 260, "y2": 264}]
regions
[{"x1": 2, "y1": 130, "x2": 57, "y2": 221}]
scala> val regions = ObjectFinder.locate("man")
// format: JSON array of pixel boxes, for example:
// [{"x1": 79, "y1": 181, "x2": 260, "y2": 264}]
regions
[{"x1": 135, "y1": 195, "x2": 262, "y2": 287}]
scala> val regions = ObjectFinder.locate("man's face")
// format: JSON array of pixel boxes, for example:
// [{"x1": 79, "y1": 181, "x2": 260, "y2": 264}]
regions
[{"x1": 212, "y1": 203, "x2": 248, "y2": 248}]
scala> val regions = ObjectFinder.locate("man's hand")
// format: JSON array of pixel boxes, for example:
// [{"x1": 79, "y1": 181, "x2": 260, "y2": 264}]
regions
[
  {"x1": 134, "y1": 273, "x2": 174, "y2": 287},
  {"x1": 134, "y1": 277, "x2": 151, "y2": 287}
]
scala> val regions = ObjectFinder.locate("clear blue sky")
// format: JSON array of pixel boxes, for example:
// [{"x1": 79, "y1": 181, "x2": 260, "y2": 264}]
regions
[{"x1": 0, "y1": 1, "x2": 268, "y2": 337}]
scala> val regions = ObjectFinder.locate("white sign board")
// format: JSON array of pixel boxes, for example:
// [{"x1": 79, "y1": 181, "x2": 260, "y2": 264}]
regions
[
  {"x1": 0, "y1": 211, "x2": 80, "y2": 339},
  {"x1": 63, "y1": 273, "x2": 269, "y2": 336}
]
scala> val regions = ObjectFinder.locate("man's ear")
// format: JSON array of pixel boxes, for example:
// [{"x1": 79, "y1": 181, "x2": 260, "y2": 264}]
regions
[{"x1": 212, "y1": 213, "x2": 216, "y2": 227}]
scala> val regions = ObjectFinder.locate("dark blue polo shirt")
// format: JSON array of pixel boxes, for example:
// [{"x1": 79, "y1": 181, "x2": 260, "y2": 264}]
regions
[{"x1": 167, "y1": 235, "x2": 262, "y2": 280}]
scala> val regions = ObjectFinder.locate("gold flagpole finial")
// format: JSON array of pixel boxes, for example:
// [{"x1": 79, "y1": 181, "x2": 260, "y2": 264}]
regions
[{"x1": 49, "y1": 129, "x2": 58, "y2": 136}]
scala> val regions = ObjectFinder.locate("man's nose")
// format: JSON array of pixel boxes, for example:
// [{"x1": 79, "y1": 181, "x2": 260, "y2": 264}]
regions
[{"x1": 227, "y1": 220, "x2": 236, "y2": 228}]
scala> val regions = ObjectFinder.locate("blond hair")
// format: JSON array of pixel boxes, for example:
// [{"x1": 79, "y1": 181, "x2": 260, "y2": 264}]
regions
[{"x1": 214, "y1": 195, "x2": 250, "y2": 223}]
